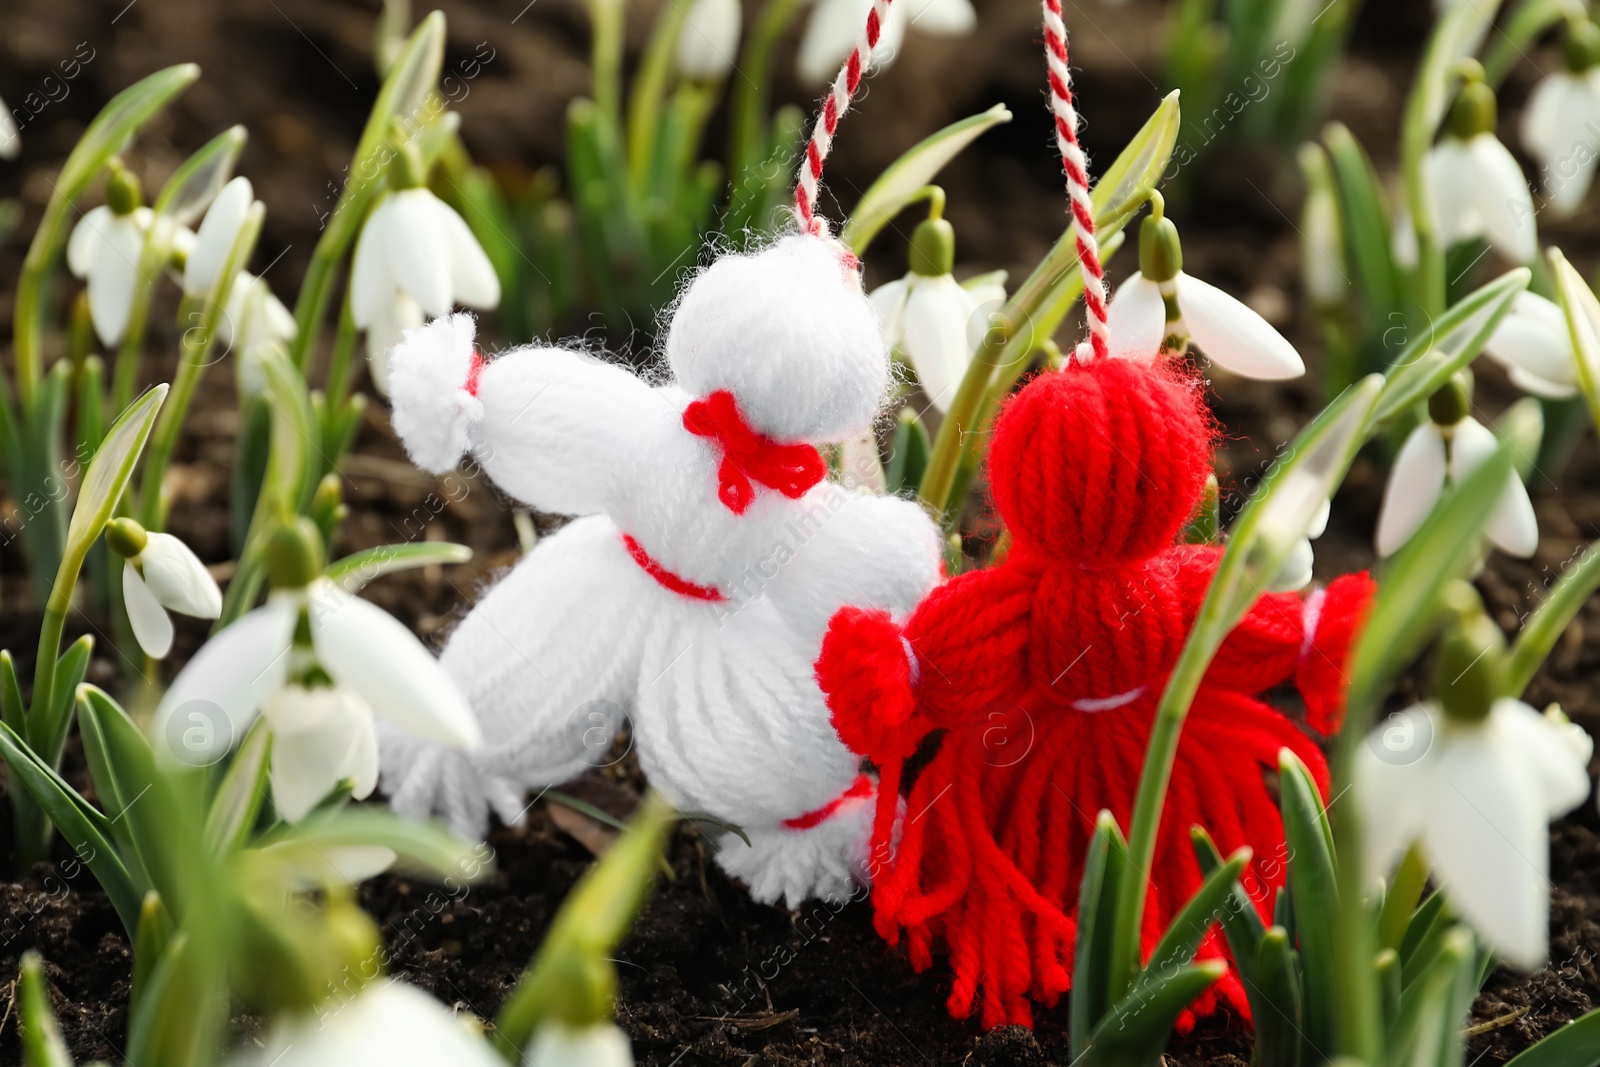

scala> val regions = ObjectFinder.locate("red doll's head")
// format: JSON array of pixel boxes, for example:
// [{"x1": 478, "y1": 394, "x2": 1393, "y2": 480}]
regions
[{"x1": 987, "y1": 358, "x2": 1213, "y2": 566}]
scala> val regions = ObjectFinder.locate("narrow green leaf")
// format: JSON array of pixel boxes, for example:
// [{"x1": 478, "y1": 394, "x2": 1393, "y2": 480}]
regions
[
  {"x1": 326, "y1": 542, "x2": 474, "y2": 592},
  {"x1": 1368, "y1": 267, "x2": 1530, "y2": 429},
  {"x1": 1391, "y1": 929, "x2": 1475, "y2": 1067},
  {"x1": 886, "y1": 407, "x2": 932, "y2": 497},
  {"x1": 1482, "y1": 0, "x2": 1584, "y2": 85},
  {"x1": 1503, "y1": 1008, "x2": 1600, "y2": 1067},
  {"x1": 65, "y1": 385, "x2": 167, "y2": 560},
  {"x1": 1549, "y1": 248, "x2": 1600, "y2": 450},
  {"x1": 1507, "y1": 539, "x2": 1600, "y2": 696},
  {"x1": 0, "y1": 651, "x2": 26, "y2": 734},
  {"x1": 256, "y1": 806, "x2": 494, "y2": 883},
  {"x1": 842, "y1": 104, "x2": 1013, "y2": 255},
  {"x1": 1086, "y1": 961, "x2": 1228, "y2": 1067},
  {"x1": 1400, "y1": 896, "x2": 1457, "y2": 987},
  {"x1": 203, "y1": 719, "x2": 271, "y2": 856},
  {"x1": 1190, "y1": 827, "x2": 1266, "y2": 1001},
  {"x1": 1255, "y1": 927, "x2": 1303, "y2": 1067},
  {"x1": 1279, "y1": 750, "x2": 1337, "y2": 1059},
  {"x1": 1376, "y1": 947, "x2": 1402, "y2": 1029},
  {"x1": 44, "y1": 636, "x2": 93, "y2": 765},
  {"x1": 153, "y1": 125, "x2": 247, "y2": 225},
  {"x1": 130, "y1": 891, "x2": 173, "y2": 1017},
  {"x1": 1323, "y1": 123, "x2": 1403, "y2": 349},
  {"x1": 0, "y1": 721, "x2": 140, "y2": 931},
  {"x1": 18, "y1": 952, "x2": 73, "y2": 1067},
  {"x1": 1399, "y1": 891, "x2": 1448, "y2": 967},
  {"x1": 1072, "y1": 811, "x2": 1128, "y2": 1055},
  {"x1": 1142, "y1": 847, "x2": 1251, "y2": 988}
]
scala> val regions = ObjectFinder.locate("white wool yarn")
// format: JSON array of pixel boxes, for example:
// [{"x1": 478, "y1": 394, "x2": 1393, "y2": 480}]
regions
[{"x1": 380, "y1": 234, "x2": 941, "y2": 907}]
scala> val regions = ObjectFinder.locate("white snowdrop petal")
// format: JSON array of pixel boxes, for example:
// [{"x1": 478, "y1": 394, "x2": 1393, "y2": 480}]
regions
[
  {"x1": 0, "y1": 105, "x2": 17, "y2": 160},
  {"x1": 309, "y1": 583, "x2": 481, "y2": 749},
  {"x1": 365, "y1": 292, "x2": 425, "y2": 397},
  {"x1": 798, "y1": 0, "x2": 872, "y2": 84},
  {"x1": 1491, "y1": 699, "x2": 1592, "y2": 817},
  {"x1": 152, "y1": 598, "x2": 297, "y2": 766},
  {"x1": 906, "y1": 0, "x2": 977, "y2": 34},
  {"x1": 1176, "y1": 271, "x2": 1305, "y2": 379},
  {"x1": 677, "y1": 0, "x2": 742, "y2": 78},
  {"x1": 123, "y1": 564, "x2": 174, "y2": 660},
  {"x1": 1308, "y1": 497, "x2": 1331, "y2": 540},
  {"x1": 1376, "y1": 421, "x2": 1447, "y2": 556},
  {"x1": 1266, "y1": 537, "x2": 1315, "y2": 592},
  {"x1": 87, "y1": 217, "x2": 147, "y2": 346},
  {"x1": 1106, "y1": 272, "x2": 1167, "y2": 361},
  {"x1": 1469, "y1": 134, "x2": 1538, "y2": 264},
  {"x1": 524, "y1": 1022, "x2": 635, "y2": 1067},
  {"x1": 868, "y1": 276, "x2": 911, "y2": 347},
  {"x1": 1425, "y1": 727, "x2": 1551, "y2": 971},
  {"x1": 67, "y1": 205, "x2": 112, "y2": 278},
  {"x1": 389, "y1": 189, "x2": 454, "y2": 318},
  {"x1": 185, "y1": 175, "x2": 253, "y2": 296},
  {"x1": 433, "y1": 197, "x2": 501, "y2": 310},
  {"x1": 902, "y1": 274, "x2": 978, "y2": 413},
  {"x1": 349, "y1": 196, "x2": 392, "y2": 328},
  {"x1": 1484, "y1": 292, "x2": 1578, "y2": 387},
  {"x1": 1354, "y1": 704, "x2": 1435, "y2": 878},
  {"x1": 1423, "y1": 141, "x2": 1477, "y2": 249},
  {"x1": 269, "y1": 689, "x2": 368, "y2": 822},
  {"x1": 1507, "y1": 365, "x2": 1579, "y2": 400},
  {"x1": 1521, "y1": 74, "x2": 1587, "y2": 161},
  {"x1": 1543, "y1": 150, "x2": 1599, "y2": 219},
  {"x1": 139, "y1": 532, "x2": 223, "y2": 618},
  {"x1": 1450, "y1": 417, "x2": 1539, "y2": 557}
]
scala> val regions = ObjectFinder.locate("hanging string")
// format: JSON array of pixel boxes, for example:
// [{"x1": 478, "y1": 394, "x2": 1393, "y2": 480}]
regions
[
  {"x1": 1041, "y1": 0, "x2": 1109, "y2": 363},
  {"x1": 794, "y1": 0, "x2": 895, "y2": 240}
]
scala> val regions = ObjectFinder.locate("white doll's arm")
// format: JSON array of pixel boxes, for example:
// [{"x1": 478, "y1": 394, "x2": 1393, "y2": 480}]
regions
[
  {"x1": 388, "y1": 313, "x2": 663, "y2": 516},
  {"x1": 764, "y1": 485, "x2": 943, "y2": 643}
]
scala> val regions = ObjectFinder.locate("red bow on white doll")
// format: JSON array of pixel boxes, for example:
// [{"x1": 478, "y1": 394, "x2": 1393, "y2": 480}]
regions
[{"x1": 377, "y1": 234, "x2": 941, "y2": 907}]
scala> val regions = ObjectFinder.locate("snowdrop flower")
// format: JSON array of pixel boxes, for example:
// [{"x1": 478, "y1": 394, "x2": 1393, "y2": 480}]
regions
[
  {"x1": 153, "y1": 520, "x2": 478, "y2": 821},
  {"x1": 1483, "y1": 291, "x2": 1581, "y2": 399},
  {"x1": 183, "y1": 175, "x2": 256, "y2": 296},
  {"x1": 1356, "y1": 594, "x2": 1590, "y2": 970},
  {"x1": 364, "y1": 292, "x2": 425, "y2": 395},
  {"x1": 797, "y1": 0, "x2": 976, "y2": 85},
  {"x1": 1267, "y1": 498, "x2": 1330, "y2": 593},
  {"x1": 67, "y1": 164, "x2": 153, "y2": 347},
  {"x1": 220, "y1": 272, "x2": 297, "y2": 357},
  {"x1": 1423, "y1": 72, "x2": 1537, "y2": 264},
  {"x1": 1521, "y1": 21, "x2": 1600, "y2": 218},
  {"x1": 677, "y1": 0, "x2": 741, "y2": 80},
  {"x1": 225, "y1": 981, "x2": 502, "y2": 1067},
  {"x1": 1375, "y1": 375, "x2": 1538, "y2": 558},
  {"x1": 351, "y1": 144, "x2": 498, "y2": 393},
  {"x1": 0, "y1": 101, "x2": 17, "y2": 160},
  {"x1": 1107, "y1": 194, "x2": 1304, "y2": 379},
  {"x1": 525, "y1": 1022, "x2": 635, "y2": 1067},
  {"x1": 104, "y1": 518, "x2": 222, "y2": 660},
  {"x1": 870, "y1": 211, "x2": 1006, "y2": 412}
]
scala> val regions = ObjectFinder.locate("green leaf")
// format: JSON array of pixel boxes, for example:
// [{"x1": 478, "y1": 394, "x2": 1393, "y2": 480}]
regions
[
  {"x1": 1390, "y1": 929, "x2": 1476, "y2": 1067},
  {"x1": 1367, "y1": 267, "x2": 1530, "y2": 430},
  {"x1": 842, "y1": 104, "x2": 1013, "y2": 255},
  {"x1": 1504, "y1": 1008, "x2": 1600, "y2": 1067},
  {"x1": 1141, "y1": 846, "x2": 1251, "y2": 990},
  {"x1": 256, "y1": 806, "x2": 493, "y2": 883},
  {"x1": 1084, "y1": 961, "x2": 1228, "y2": 1067},
  {"x1": 59, "y1": 66, "x2": 199, "y2": 194},
  {"x1": 1549, "y1": 248, "x2": 1600, "y2": 446},
  {"x1": 19, "y1": 952, "x2": 73, "y2": 1067},
  {"x1": 1190, "y1": 827, "x2": 1266, "y2": 1002},
  {"x1": 1073, "y1": 811, "x2": 1130, "y2": 1055},
  {"x1": 153, "y1": 125, "x2": 247, "y2": 225},
  {"x1": 203, "y1": 719, "x2": 271, "y2": 856},
  {"x1": 1496, "y1": 396, "x2": 1545, "y2": 480},
  {"x1": 43, "y1": 636, "x2": 93, "y2": 765},
  {"x1": 0, "y1": 651, "x2": 26, "y2": 735},
  {"x1": 130, "y1": 891, "x2": 173, "y2": 1018},
  {"x1": 1279, "y1": 750, "x2": 1337, "y2": 1060},
  {"x1": 325, "y1": 542, "x2": 474, "y2": 592},
  {"x1": 1255, "y1": 927, "x2": 1303, "y2": 1067},
  {"x1": 1507, "y1": 539, "x2": 1600, "y2": 696},
  {"x1": 1322, "y1": 124, "x2": 1403, "y2": 358},
  {"x1": 65, "y1": 385, "x2": 167, "y2": 563},
  {"x1": 1342, "y1": 442, "x2": 1515, "y2": 730},
  {"x1": 1376, "y1": 947, "x2": 1402, "y2": 1028},
  {"x1": 1399, "y1": 890, "x2": 1449, "y2": 968},
  {"x1": 886, "y1": 407, "x2": 932, "y2": 497},
  {"x1": 0, "y1": 721, "x2": 140, "y2": 931}
]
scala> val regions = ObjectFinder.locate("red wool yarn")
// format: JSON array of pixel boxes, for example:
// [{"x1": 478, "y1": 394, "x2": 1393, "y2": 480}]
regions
[{"x1": 816, "y1": 357, "x2": 1375, "y2": 1030}]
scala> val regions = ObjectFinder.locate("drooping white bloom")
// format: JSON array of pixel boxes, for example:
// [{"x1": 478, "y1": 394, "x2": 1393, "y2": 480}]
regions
[
  {"x1": 225, "y1": 981, "x2": 503, "y2": 1067},
  {"x1": 120, "y1": 531, "x2": 223, "y2": 660},
  {"x1": 1521, "y1": 67, "x2": 1600, "y2": 218},
  {"x1": 1267, "y1": 497, "x2": 1330, "y2": 593},
  {"x1": 797, "y1": 0, "x2": 976, "y2": 85},
  {"x1": 67, "y1": 204, "x2": 153, "y2": 347},
  {"x1": 524, "y1": 1022, "x2": 635, "y2": 1067},
  {"x1": 1107, "y1": 270, "x2": 1305, "y2": 379},
  {"x1": 677, "y1": 0, "x2": 741, "y2": 80},
  {"x1": 153, "y1": 578, "x2": 479, "y2": 820},
  {"x1": 0, "y1": 101, "x2": 18, "y2": 160},
  {"x1": 1422, "y1": 133, "x2": 1538, "y2": 264},
  {"x1": 365, "y1": 291, "x2": 425, "y2": 396},
  {"x1": 1374, "y1": 414, "x2": 1538, "y2": 558},
  {"x1": 183, "y1": 176, "x2": 255, "y2": 296},
  {"x1": 1356, "y1": 698, "x2": 1591, "y2": 970},
  {"x1": 220, "y1": 271, "x2": 297, "y2": 356},
  {"x1": 870, "y1": 270, "x2": 1005, "y2": 413},
  {"x1": 1483, "y1": 291, "x2": 1580, "y2": 399}
]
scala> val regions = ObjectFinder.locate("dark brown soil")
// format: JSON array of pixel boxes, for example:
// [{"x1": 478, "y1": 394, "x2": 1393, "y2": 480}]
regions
[{"x1": 1, "y1": 0, "x2": 1598, "y2": 1064}]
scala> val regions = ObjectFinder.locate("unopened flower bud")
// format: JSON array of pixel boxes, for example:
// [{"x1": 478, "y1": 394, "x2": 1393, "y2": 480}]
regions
[
  {"x1": 267, "y1": 517, "x2": 327, "y2": 591},
  {"x1": 1446, "y1": 76, "x2": 1498, "y2": 140},
  {"x1": 1428, "y1": 370, "x2": 1473, "y2": 427},
  {"x1": 909, "y1": 217, "x2": 955, "y2": 278},
  {"x1": 1431, "y1": 581, "x2": 1506, "y2": 723},
  {"x1": 106, "y1": 161, "x2": 144, "y2": 216},
  {"x1": 105, "y1": 516, "x2": 150, "y2": 559}
]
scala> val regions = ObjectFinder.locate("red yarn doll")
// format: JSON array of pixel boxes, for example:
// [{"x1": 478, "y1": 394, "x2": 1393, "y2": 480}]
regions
[{"x1": 815, "y1": 356, "x2": 1374, "y2": 1030}]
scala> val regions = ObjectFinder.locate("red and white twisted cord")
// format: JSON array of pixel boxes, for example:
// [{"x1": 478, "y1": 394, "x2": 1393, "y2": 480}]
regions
[
  {"x1": 794, "y1": 0, "x2": 895, "y2": 239},
  {"x1": 1042, "y1": 0, "x2": 1109, "y2": 363}
]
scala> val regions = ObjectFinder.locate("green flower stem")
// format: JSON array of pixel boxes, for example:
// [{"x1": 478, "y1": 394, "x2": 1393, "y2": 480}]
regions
[
  {"x1": 627, "y1": 0, "x2": 690, "y2": 196},
  {"x1": 322, "y1": 289, "x2": 361, "y2": 414},
  {"x1": 140, "y1": 205, "x2": 264, "y2": 530},
  {"x1": 1482, "y1": 0, "x2": 1583, "y2": 86},
  {"x1": 1377, "y1": 844, "x2": 1430, "y2": 950},
  {"x1": 12, "y1": 203, "x2": 73, "y2": 411},
  {"x1": 729, "y1": 0, "x2": 810, "y2": 179},
  {"x1": 1506, "y1": 538, "x2": 1600, "y2": 695},
  {"x1": 588, "y1": 0, "x2": 627, "y2": 133},
  {"x1": 113, "y1": 222, "x2": 181, "y2": 414}
]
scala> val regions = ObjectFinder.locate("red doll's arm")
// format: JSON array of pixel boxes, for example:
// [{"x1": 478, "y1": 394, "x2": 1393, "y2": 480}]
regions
[
  {"x1": 1170, "y1": 545, "x2": 1375, "y2": 733},
  {"x1": 816, "y1": 564, "x2": 1034, "y2": 763}
]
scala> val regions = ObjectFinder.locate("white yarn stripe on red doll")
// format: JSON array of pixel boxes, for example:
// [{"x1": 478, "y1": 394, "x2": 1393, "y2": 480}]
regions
[
  {"x1": 1042, "y1": 0, "x2": 1110, "y2": 364},
  {"x1": 794, "y1": 0, "x2": 895, "y2": 240}
]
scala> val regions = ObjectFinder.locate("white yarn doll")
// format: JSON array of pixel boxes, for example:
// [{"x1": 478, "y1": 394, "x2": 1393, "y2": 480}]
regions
[{"x1": 378, "y1": 233, "x2": 942, "y2": 907}]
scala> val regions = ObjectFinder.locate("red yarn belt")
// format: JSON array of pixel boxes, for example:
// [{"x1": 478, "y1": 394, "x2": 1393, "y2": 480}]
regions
[
  {"x1": 620, "y1": 534, "x2": 727, "y2": 602},
  {"x1": 783, "y1": 774, "x2": 873, "y2": 831}
]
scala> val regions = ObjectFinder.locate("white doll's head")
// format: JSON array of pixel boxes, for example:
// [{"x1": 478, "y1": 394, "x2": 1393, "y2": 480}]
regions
[{"x1": 665, "y1": 235, "x2": 889, "y2": 444}]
